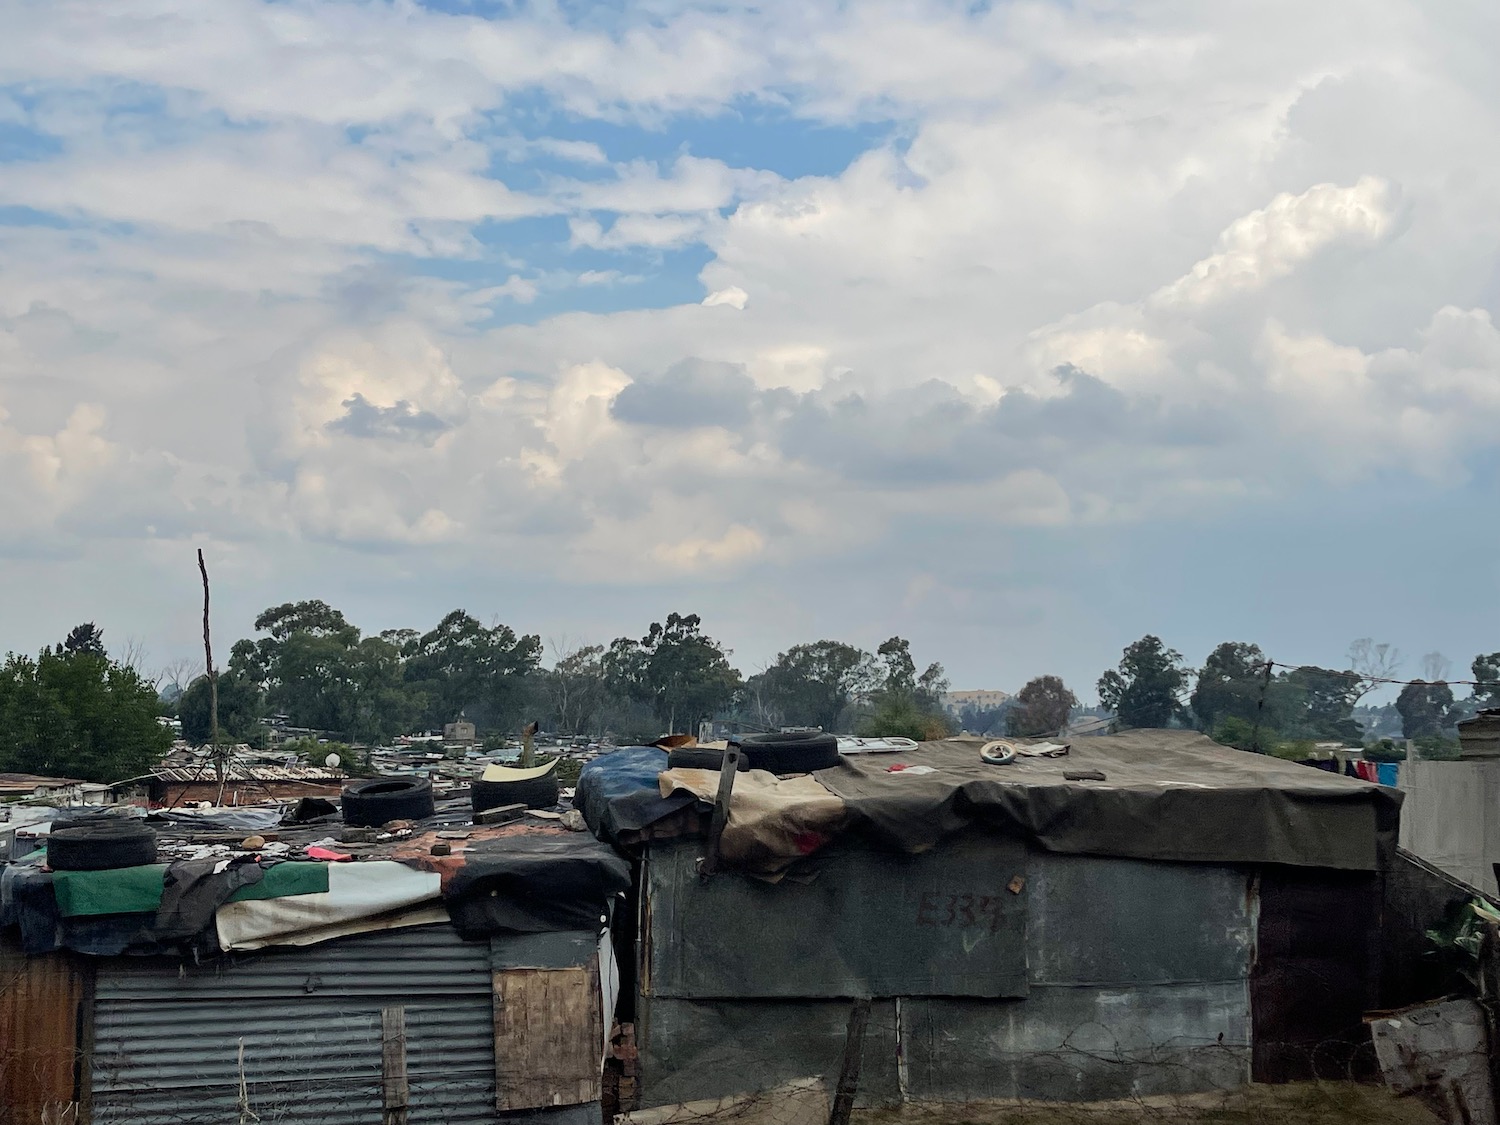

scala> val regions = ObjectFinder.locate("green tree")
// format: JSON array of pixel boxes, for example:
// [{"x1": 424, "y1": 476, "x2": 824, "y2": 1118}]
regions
[
  {"x1": 1473, "y1": 652, "x2": 1500, "y2": 708},
  {"x1": 547, "y1": 645, "x2": 610, "y2": 737},
  {"x1": 0, "y1": 648, "x2": 171, "y2": 782},
  {"x1": 605, "y1": 613, "x2": 741, "y2": 733},
  {"x1": 857, "y1": 637, "x2": 952, "y2": 738},
  {"x1": 1191, "y1": 642, "x2": 1270, "y2": 731},
  {"x1": 1280, "y1": 665, "x2": 1362, "y2": 743},
  {"x1": 178, "y1": 670, "x2": 266, "y2": 746},
  {"x1": 1006, "y1": 675, "x2": 1078, "y2": 737},
  {"x1": 745, "y1": 641, "x2": 879, "y2": 732},
  {"x1": 858, "y1": 694, "x2": 954, "y2": 740},
  {"x1": 959, "y1": 702, "x2": 1010, "y2": 735},
  {"x1": 62, "y1": 622, "x2": 106, "y2": 657},
  {"x1": 1098, "y1": 635, "x2": 1188, "y2": 729},
  {"x1": 345, "y1": 636, "x2": 424, "y2": 744},
  {"x1": 229, "y1": 600, "x2": 430, "y2": 743},
  {"x1": 403, "y1": 610, "x2": 542, "y2": 732},
  {"x1": 1397, "y1": 680, "x2": 1456, "y2": 739}
]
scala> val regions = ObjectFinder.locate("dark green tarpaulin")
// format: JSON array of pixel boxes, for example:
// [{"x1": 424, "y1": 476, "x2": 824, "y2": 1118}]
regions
[
  {"x1": 51, "y1": 860, "x2": 331, "y2": 918},
  {"x1": 816, "y1": 731, "x2": 1401, "y2": 871}
]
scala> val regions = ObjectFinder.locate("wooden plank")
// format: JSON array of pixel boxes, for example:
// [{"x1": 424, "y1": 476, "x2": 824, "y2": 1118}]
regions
[
  {"x1": 381, "y1": 1006, "x2": 409, "y2": 1125},
  {"x1": 494, "y1": 956, "x2": 603, "y2": 1111},
  {"x1": 829, "y1": 999, "x2": 872, "y2": 1125},
  {"x1": 75, "y1": 958, "x2": 96, "y2": 1125}
]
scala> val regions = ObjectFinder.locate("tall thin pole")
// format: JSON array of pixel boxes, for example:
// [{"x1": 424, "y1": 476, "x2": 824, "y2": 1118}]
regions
[{"x1": 198, "y1": 549, "x2": 224, "y2": 804}]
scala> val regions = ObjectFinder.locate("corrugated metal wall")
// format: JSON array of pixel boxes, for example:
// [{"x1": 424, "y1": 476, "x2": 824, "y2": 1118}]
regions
[
  {"x1": 640, "y1": 844, "x2": 1257, "y2": 1106},
  {"x1": 92, "y1": 925, "x2": 497, "y2": 1125}
]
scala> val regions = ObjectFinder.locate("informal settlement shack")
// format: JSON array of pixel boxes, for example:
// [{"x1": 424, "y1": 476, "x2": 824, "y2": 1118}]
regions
[
  {"x1": 577, "y1": 729, "x2": 1463, "y2": 1108},
  {"x1": 0, "y1": 790, "x2": 629, "y2": 1125}
]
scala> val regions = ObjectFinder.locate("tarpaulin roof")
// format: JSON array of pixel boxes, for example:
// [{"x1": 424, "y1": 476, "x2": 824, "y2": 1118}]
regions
[
  {"x1": 4, "y1": 807, "x2": 629, "y2": 958},
  {"x1": 819, "y1": 731, "x2": 1402, "y2": 871},
  {"x1": 592, "y1": 731, "x2": 1403, "y2": 873}
]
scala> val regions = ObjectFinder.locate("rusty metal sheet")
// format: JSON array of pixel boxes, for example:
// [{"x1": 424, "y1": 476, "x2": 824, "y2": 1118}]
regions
[{"x1": 0, "y1": 931, "x2": 88, "y2": 1125}]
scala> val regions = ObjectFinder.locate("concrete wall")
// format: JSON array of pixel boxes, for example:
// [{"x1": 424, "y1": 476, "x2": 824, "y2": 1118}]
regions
[{"x1": 1398, "y1": 759, "x2": 1500, "y2": 895}]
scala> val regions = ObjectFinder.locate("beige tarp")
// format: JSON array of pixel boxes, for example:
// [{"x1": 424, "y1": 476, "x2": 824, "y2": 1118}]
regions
[{"x1": 658, "y1": 768, "x2": 848, "y2": 876}]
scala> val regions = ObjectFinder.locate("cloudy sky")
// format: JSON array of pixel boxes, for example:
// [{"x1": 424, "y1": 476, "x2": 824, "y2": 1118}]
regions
[{"x1": 3, "y1": 0, "x2": 1499, "y2": 696}]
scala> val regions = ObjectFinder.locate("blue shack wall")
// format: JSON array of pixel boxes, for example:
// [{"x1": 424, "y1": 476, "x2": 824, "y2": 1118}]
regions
[{"x1": 639, "y1": 841, "x2": 1257, "y2": 1105}]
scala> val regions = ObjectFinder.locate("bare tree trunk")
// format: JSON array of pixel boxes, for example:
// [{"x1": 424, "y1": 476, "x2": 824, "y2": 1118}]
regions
[{"x1": 198, "y1": 549, "x2": 225, "y2": 805}]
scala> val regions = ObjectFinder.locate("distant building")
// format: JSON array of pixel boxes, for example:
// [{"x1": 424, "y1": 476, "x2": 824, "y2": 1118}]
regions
[
  {"x1": 0, "y1": 773, "x2": 97, "y2": 804},
  {"x1": 942, "y1": 689, "x2": 1011, "y2": 715},
  {"x1": 443, "y1": 720, "x2": 477, "y2": 744}
]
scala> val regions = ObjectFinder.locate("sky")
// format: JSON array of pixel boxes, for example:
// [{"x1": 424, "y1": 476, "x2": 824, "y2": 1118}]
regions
[{"x1": 2, "y1": 0, "x2": 1499, "y2": 700}]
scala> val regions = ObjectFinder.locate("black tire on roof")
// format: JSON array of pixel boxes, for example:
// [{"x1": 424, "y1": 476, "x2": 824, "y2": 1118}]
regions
[
  {"x1": 471, "y1": 773, "x2": 560, "y2": 816},
  {"x1": 730, "y1": 731, "x2": 841, "y2": 774},
  {"x1": 666, "y1": 748, "x2": 749, "y2": 772},
  {"x1": 46, "y1": 821, "x2": 159, "y2": 871},
  {"x1": 341, "y1": 776, "x2": 436, "y2": 827}
]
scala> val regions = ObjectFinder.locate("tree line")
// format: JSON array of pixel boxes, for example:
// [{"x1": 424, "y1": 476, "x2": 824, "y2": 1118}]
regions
[
  {"x1": 5, "y1": 610, "x2": 1496, "y2": 785},
  {"x1": 171, "y1": 602, "x2": 957, "y2": 750},
  {"x1": 1090, "y1": 635, "x2": 1494, "y2": 757}
]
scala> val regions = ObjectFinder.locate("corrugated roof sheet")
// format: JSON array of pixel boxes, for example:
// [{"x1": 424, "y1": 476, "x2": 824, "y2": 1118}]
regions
[
  {"x1": 149, "y1": 763, "x2": 347, "y2": 783},
  {"x1": 0, "y1": 772, "x2": 86, "y2": 787}
]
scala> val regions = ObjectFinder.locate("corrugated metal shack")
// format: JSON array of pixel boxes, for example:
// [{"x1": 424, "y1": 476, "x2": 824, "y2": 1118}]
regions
[
  {"x1": 1, "y1": 802, "x2": 629, "y2": 1125},
  {"x1": 579, "y1": 730, "x2": 1425, "y2": 1109}
]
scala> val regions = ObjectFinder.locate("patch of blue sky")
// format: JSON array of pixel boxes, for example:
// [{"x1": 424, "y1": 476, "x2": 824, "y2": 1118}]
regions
[
  {"x1": 377, "y1": 212, "x2": 714, "y2": 325},
  {"x1": 0, "y1": 205, "x2": 76, "y2": 229},
  {"x1": 0, "y1": 122, "x2": 62, "y2": 162},
  {"x1": 483, "y1": 89, "x2": 890, "y2": 182}
]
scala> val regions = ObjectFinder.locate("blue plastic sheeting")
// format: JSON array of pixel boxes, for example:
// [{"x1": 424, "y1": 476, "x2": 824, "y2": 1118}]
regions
[{"x1": 576, "y1": 748, "x2": 699, "y2": 844}]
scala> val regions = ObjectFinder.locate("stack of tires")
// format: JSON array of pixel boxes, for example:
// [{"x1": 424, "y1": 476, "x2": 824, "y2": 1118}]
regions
[{"x1": 340, "y1": 777, "x2": 436, "y2": 827}]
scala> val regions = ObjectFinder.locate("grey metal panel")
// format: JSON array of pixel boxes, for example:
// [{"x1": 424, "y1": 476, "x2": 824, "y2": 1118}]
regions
[
  {"x1": 490, "y1": 929, "x2": 598, "y2": 970},
  {"x1": 96, "y1": 924, "x2": 496, "y2": 999},
  {"x1": 902, "y1": 983, "x2": 1252, "y2": 1102},
  {"x1": 639, "y1": 996, "x2": 899, "y2": 1109},
  {"x1": 92, "y1": 923, "x2": 501, "y2": 1125},
  {"x1": 646, "y1": 837, "x2": 1028, "y2": 999},
  {"x1": 1025, "y1": 852, "x2": 1255, "y2": 985}
]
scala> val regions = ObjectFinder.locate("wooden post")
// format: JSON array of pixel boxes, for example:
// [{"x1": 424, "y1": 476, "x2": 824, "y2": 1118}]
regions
[
  {"x1": 381, "y1": 1006, "x2": 409, "y2": 1125},
  {"x1": 521, "y1": 720, "x2": 539, "y2": 769},
  {"x1": 74, "y1": 958, "x2": 95, "y2": 1125},
  {"x1": 1477, "y1": 923, "x2": 1500, "y2": 1123},
  {"x1": 829, "y1": 999, "x2": 872, "y2": 1125},
  {"x1": 697, "y1": 743, "x2": 742, "y2": 878},
  {"x1": 197, "y1": 549, "x2": 227, "y2": 805}
]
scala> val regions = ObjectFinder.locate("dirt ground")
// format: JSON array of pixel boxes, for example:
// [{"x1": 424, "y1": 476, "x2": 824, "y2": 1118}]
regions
[{"x1": 852, "y1": 1082, "x2": 1441, "y2": 1125}]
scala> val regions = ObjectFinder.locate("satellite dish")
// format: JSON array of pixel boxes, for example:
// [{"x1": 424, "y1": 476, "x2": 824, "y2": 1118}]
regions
[{"x1": 324, "y1": 753, "x2": 341, "y2": 768}]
